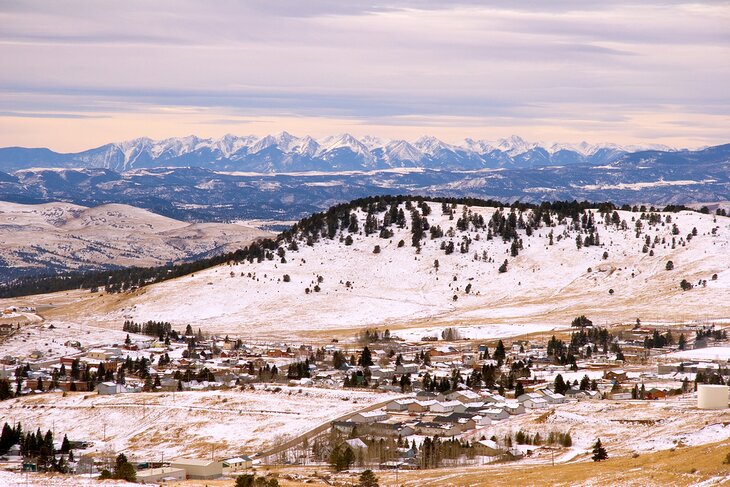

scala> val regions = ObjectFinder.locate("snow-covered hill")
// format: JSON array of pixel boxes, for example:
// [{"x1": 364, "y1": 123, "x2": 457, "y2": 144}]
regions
[
  {"x1": 77, "y1": 200, "x2": 730, "y2": 340},
  {"x1": 0, "y1": 201, "x2": 272, "y2": 278},
  {"x1": 0, "y1": 133, "x2": 680, "y2": 173}
]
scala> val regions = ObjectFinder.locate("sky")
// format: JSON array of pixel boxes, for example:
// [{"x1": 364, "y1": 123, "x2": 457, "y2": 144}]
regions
[{"x1": 0, "y1": 0, "x2": 729, "y2": 151}]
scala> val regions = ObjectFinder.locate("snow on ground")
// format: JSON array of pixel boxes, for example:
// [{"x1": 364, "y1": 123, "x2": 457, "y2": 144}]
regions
[
  {"x1": 665, "y1": 347, "x2": 730, "y2": 361},
  {"x1": 0, "y1": 471, "x2": 136, "y2": 487},
  {"x1": 0, "y1": 200, "x2": 272, "y2": 274},
  {"x1": 0, "y1": 321, "x2": 148, "y2": 362},
  {"x1": 392, "y1": 323, "x2": 568, "y2": 341},
  {"x1": 0, "y1": 387, "x2": 398, "y2": 460},
  {"x1": 63, "y1": 204, "x2": 727, "y2": 340},
  {"x1": 465, "y1": 397, "x2": 730, "y2": 459}
]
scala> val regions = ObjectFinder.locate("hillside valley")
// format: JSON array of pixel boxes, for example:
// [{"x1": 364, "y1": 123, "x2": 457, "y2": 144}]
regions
[
  {"x1": 0, "y1": 201, "x2": 272, "y2": 280},
  {"x1": 13, "y1": 198, "x2": 728, "y2": 342}
]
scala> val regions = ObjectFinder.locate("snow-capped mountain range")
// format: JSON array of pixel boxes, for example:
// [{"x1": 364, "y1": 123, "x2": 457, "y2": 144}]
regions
[{"x1": 0, "y1": 133, "x2": 677, "y2": 173}]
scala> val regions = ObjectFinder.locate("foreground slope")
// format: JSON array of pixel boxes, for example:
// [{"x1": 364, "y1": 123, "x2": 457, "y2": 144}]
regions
[
  {"x1": 0, "y1": 201, "x2": 272, "y2": 278},
  {"x1": 49, "y1": 199, "x2": 730, "y2": 340}
]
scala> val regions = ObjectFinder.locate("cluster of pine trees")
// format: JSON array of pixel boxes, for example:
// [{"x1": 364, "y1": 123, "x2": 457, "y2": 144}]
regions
[
  {"x1": 0, "y1": 422, "x2": 74, "y2": 472},
  {"x1": 122, "y1": 320, "x2": 180, "y2": 340}
]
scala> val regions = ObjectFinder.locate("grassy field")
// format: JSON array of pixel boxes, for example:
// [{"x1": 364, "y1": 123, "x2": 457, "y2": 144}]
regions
[{"x1": 145, "y1": 438, "x2": 730, "y2": 486}]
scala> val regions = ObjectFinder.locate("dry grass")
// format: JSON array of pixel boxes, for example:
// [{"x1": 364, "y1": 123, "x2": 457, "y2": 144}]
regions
[{"x1": 158, "y1": 439, "x2": 730, "y2": 486}]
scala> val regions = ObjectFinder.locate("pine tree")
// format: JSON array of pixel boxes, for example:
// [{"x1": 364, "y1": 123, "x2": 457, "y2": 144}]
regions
[
  {"x1": 359, "y1": 347, "x2": 374, "y2": 367},
  {"x1": 358, "y1": 469, "x2": 379, "y2": 487},
  {"x1": 61, "y1": 434, "x2": 70, "y2": 453},
  {"x1": 592, "y1": 438, "x2": 608, "y2": 461},
  {"x1": 554, "y1": 374, "x2": 567, "y2": 394}
]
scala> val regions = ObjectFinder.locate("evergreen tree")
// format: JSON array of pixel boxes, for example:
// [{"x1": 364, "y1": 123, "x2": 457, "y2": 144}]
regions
[
  {"x1": 61, "y1": 434, "x2": 70, "y2": 453},
  {"x1": 0, "y1": 380, "x2": 12, "y2": 401},
  {"x1": 554, "y1": 374, "x2": 568, "y2": 394},
  {"x1": 494, "y1": 340, "x2": 506, "y2": 362},
  {"x1": 358, "y1": 469, "x2": 379, "y2": 487},
  {"x1": 359, "y1": 347, "x2": 374, "y2": 367},
  {"x1": 592, "y1": 438, "x2": 608, "y2": 461}
]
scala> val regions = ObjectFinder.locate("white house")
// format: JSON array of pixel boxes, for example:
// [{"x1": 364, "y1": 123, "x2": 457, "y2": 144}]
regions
[
  {"x1": 447, "y1": 390, "x2": 481, "y2": 403},
  {"x1": 351, "y1": 411, "x2": 388, "y2": 423},
  {"x1": 386, "y1": 399, "x2": 415, "y2": 412},
  {"x1": 430, "y1": 400, "x2": 463, "y2": 414},
  {"x1": 541, "y1": 390, "x2": 567, "y2": 404},
  {"x1": 481, "y1": 408, "x2": 510, "y2": 421},
  {"x1": 522, "y1": 397, "x2": 549, "y2": 409},
  {"x1": 96, "y1": 382, "x2": 126, "y2": 395}
]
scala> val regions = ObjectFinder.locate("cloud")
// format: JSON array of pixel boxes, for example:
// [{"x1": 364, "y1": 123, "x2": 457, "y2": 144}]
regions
[{"x1": 0, "y1": 1, "x2": 728, "y2": 150}]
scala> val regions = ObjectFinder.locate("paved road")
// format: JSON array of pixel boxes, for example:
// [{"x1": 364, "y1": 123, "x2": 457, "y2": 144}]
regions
[{"x1": 256, "y1": 393, "x2": 408, "y2": 461}]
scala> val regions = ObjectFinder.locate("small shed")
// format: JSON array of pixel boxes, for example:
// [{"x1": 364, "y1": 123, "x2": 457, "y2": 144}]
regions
[{"x1": 223, "y1": 456, "x2": 253, "y2": 471}]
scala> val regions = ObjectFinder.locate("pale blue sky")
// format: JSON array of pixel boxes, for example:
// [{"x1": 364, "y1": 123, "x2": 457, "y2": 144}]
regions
[{"x1": 1, "y1": 0, "x2": 728, "y2": 150}]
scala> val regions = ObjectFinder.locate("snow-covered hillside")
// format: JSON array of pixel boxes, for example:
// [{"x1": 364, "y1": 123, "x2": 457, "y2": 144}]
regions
[
  {"x1": 82, "y1": 200, "x2": 730, "y2": 340},
  {"x1": 0, "y1": 201, "x2": 272, "y2": 278}
]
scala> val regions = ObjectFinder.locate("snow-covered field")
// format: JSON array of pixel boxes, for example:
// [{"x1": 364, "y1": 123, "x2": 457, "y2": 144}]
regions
[
  {"x1": 0, "y1": 321, "x2": 148, "y2": 362},
  {"x1": 46, "y1": 203, "x2": 727, "y2": 340},
  {"x1": 464, "y1": 397, "x2": 730, "y2": 458},
  {"x1": 392, "y1": 323, "x2": 568, "y2": 341},
  {"x1": 0, "y1": 201, "x2": 271, "y2": 274},
  {"x1": 0, "y1": 472, "x2": 136, "y2": 487},
  {"x1": 666, "y1": 347, "x2": 730, "y2": 361},
  {"x1": 0, "y1": 387, "x2": 398, "y2": 460}
]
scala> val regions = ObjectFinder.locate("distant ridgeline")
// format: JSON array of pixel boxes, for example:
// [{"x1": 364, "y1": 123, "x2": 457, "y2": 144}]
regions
[{"x1": 0, "y1": 195, "x2": 716, "y2": 299}]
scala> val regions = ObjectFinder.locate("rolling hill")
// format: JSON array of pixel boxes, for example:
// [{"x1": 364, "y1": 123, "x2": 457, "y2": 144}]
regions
[
  {"x1": 30, "y1": 197, "x2": 729, "y2": 342},
  {"x1": 0, "y1": 201, "x2": 272, "y2": 279}
]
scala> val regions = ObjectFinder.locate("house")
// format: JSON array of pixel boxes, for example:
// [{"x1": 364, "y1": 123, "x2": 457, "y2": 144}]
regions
[
  {"x1": 96, "y1": 382, "x2": 126, "y2": 395},
  {"x1": 223, "y1": 456, "x2": 253, "y2": 471},
  {"x1": 522, "y1": 397, "x2": 549, "y2": 409},
  {"x1": 516, "y1": 392, "x2": 542, "y2": 403},
  {"x1": 395, "y1": 363, "x2": 419, "y2": 374},
  {"x1": 86, "y1": 349, "x2": 120, "y2": 362},
  {"x1": 170, "y1": 458, "x2": 223, "y2": 480},
  {"x1": 345, "y1": 438, "x2": 368, "y2": 451},
  {"x1": 137, "y1": 467, "x2": 186, "y2": 483},
  {"x1": 504, "y1": 448, "x2": 525, "y2": 460},
  {"x1": 541, "y1": 391, "x2": 566, "y2": 404},
  {"x1": 351, "y1": 411, "x2": 388, "y2": 424},
  {"x1": 369, "y1": 367, "x2": 395, "y2": 381},
  {"x1": 646, "y1": 388, "x2": 668, "y2": 400},
  {"x1": 447, "y1": 390, "x2": 481, "y2": 403},
  {"x1": 386, "y1": 399, "x2": 415, "y2": 412},
  {"x1": 604, "y1": 370, "x2": 628, "y2": 382},
  {"x1": 480, "y1": 408, "x2": 510, "y2": 421},
  {"x1": 433, "y1": 413, "x2": 476, "y2": 432},
  {"x1": 414, "y1": 421, "x2": 460, "y2": 437},
  {"x1": 474, "y1": 439, "x2": 503, "y2": 456},
  {"x1": 608, "y1": 391, "x2": 632, "y2": 400},
  {"x1": 430, "y1": 400, "x2": 463, "y2": 414},
  {"x1": 359, "y1": 422, "x2": 415, "y2": 438},
  {"x1": 332, "y1": 421, "x2": 357, "y2": 435},
  {"x1": 503, "y1": 403, "x2": 525, "y2": 415},
  {"x1": 408, "y1": 400, "x2": 436, "y2": 413}
]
